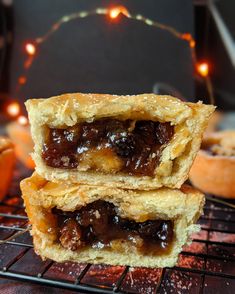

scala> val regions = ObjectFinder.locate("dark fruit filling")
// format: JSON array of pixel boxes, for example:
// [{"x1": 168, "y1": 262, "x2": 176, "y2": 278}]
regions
[
  {"x1": 53, "y1": 200, "x2": 174, "y2": 254},
  {"x1": 42, "y1": 119, "x2": 174, "y2": 176}
]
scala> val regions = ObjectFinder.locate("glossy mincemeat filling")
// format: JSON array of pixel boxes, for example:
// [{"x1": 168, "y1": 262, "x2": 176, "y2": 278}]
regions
[
  {"x1": 42, "y1": 119, "x2": 174, "y2": 176},
  {"x1": 52, "y1": 200, "x2": 174, "y2": 255}
]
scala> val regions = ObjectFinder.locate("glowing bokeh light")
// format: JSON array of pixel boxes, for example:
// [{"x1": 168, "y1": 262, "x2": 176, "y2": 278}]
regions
[
  {"x1": 25, "y1": 42, "x2": 36, "y2": 55},
  {"x1": 190, "y1": 40, "x2": 195, "y2": 48},
  {"x1": 17, "y1": 115, "x2": 28, "y2": 125},
  {"x1": 7, "y1": 102, "x2": 20, "y2": 117},
  {"x1": 197, "y1": 62, "x2": 209, "y2": 77},
  {"x1": 109, "y1": 6, "x2": 129, "y2": 19},
  {"x1": 18, "y1": 76, "x2": 27, "y2": 85}
]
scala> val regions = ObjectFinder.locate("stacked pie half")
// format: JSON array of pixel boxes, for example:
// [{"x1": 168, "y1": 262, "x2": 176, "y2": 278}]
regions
[{"x1": 21, "y1": 93, "x2": 215, "y2": 268}]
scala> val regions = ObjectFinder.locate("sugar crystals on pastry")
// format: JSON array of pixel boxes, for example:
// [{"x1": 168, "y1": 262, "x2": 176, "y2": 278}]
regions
[
  {"x1": 21, "y1": 173, "x2": 205, "y2": 268},
  {"x1": 25, "y1": 93, "x2": 215, "y2": 189}
]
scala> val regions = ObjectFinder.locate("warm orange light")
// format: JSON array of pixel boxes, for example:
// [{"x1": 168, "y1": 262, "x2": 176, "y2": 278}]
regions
[
  {"x1": 182, "y1": 33, "x2": 192, "y2": 41},
  {"x1": 197, "y1": 62, "x2": 209, "y2": 77},
  {"x1": 109, "y1": 6, "x2": 129, "y2": 19},
  {"x1": 190, "y1": 40, "x2": 195, "y2": 48},
  {"x1": 17, "y1": 115, "x2": 28, "y2": 126},
  {"x1": 18, "y1": 76, "x2": 27, "y2": 85},
  {"x1": 181, "y1": 33, "x2": 195, "y2": 48},
  {"x1": 7, "y1": 102, "x2": 20, "y2": 117},
  {"x1": 25, "y1": 42, "x2": 36, "y2": 55}
]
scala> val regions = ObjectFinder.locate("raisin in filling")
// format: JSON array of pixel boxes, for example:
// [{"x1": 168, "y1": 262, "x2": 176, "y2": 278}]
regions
[
  {"x1": 42, "y1": 119, "x2": 174, "y2": 176},
  {"x1": 53, "y1": 200, "x2": 174, "y2": 255}
]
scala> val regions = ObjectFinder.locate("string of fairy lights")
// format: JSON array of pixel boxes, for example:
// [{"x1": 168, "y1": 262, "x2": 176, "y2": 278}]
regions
[
  {"x1": 5, "y1": 6, "x2": 234, "y2": 210},
  {"x1": 6, "y1": 6, "x2": 214, "y2": 125}
]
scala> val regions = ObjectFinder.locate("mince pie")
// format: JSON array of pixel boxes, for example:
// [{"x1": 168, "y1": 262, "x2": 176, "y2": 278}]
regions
[
  {"x1": 25, "y1": 93, "x2": 215, "y2": 190},
  {"x1": 190, "y1": 131, "x2": 235, "y2": 198},
  {"x1": 21, "y1": 173, "x2": 204, "y2": 268}
]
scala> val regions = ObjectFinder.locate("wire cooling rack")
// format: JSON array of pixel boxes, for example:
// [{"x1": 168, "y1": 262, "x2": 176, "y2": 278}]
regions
[
  {"x1": 1, "y1": 194, "x2": 235, "y2": 293},
  {"x1": 0, "y1": 167, "x2": 235, "y2": 293}
]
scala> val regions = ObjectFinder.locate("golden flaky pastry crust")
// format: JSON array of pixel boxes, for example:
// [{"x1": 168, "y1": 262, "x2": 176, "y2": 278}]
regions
[
  {"x1": 25, "y1": 93, "x2": 215, "y2": 190},
  {"x1": 21, "y1": 173, "x2": 205, "y2": 268}
]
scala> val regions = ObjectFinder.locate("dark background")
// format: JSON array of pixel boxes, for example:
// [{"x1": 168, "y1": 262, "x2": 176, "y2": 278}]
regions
[
  {"x1": 3, "y1": 0, "x2": 195, "y2": 102},
  {"x1": 195, "y1": 0, "x2": 235, "y2": 109},
  {"x1": 0, "y1": 0, "x2": 234, "y2": 110}
]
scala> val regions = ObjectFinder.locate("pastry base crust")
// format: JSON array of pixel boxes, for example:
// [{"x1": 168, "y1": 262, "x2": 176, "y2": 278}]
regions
[{"x1": 21, "y1": 173, "x2": 205, "y2": 268}]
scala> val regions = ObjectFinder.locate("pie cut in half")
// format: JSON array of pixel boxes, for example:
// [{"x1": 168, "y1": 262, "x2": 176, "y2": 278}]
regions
[
  {"x1": 21, "y1": 173, "x2": 205, "y2": 268},
  {"x1": 25, "y1": 93, "x2": 215, "y2": 190}
]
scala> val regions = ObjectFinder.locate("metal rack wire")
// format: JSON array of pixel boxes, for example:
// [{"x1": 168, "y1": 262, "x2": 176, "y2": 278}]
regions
[
  {"x1": 0, "y1": 194, "x2": 235, "y2": 293},
  {"x1": 0, "y1": 163, "x2": 235, "y2": 293}
]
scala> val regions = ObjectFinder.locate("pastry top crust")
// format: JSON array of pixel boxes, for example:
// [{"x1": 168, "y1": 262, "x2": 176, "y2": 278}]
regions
[
  {"x1": 21, "y1": 172, "x2": 205, "y2": 223},
  {"x1": 203, "y1": 130, "x2": 235, "y2": 157},
  {"x1": 25, "y1": 93, "x2": 197, "y2": 127}
]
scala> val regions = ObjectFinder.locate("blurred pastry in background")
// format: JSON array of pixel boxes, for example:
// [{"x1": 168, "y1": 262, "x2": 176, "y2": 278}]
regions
[
  {"x1": 204, "y1": 110, "x2": 223, "y2": 135},
  {"x1": 0, "y1": 137, "x2": 15, "y2": 200},
  {"x1": 189, "y1": 131, "x2": 235, "y2": 198},
  {"x1": 7, "y1": 121, "x2": 35, "y2": 169}
]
